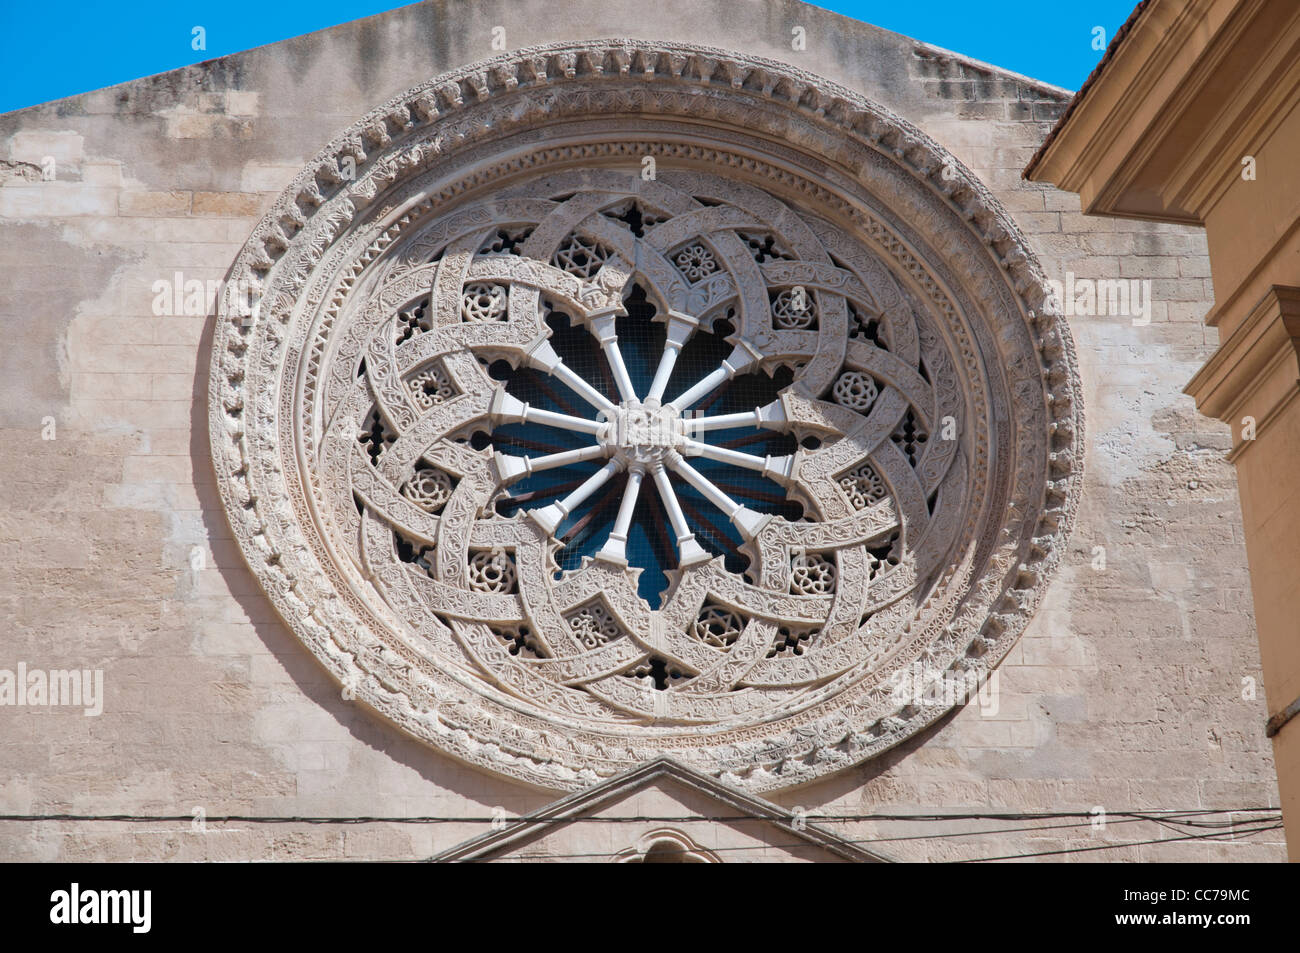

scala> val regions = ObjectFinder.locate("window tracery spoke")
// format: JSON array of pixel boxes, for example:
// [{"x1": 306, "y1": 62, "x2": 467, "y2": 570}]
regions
[
  {"x1": 666, "y1": 340, "x2": 760, "y2": 412},
  {"x1": 551, "y1": 360, "x2": 618, "y2": 413},
  {"x1": 525, "y1": 338, "x2": 617, "y2": 414},
  {"x1": 649, "y1": 463, "x2": 710, "y2": 566},
  {"x1": 596, "y1": 467, "x2": 646, "y2": 565},
  {"x1": 494, "y1": 444, "x2": 607, "y2": 484},
  {"x1": 680, "y1": 438, "x2": 794, "y2": 485},
  {"x1": 666, "y1": 453, "x2": 770, "y2": 541},
  {"x1": 529, "y1": 459, "x2": 622, "y2": 535},
  {"x1": 646, "y1": 313, "x2": 696, "y2": 402},
  {"x1": 684, "y1": 400, "x2": 786, "y2": 435},
  {"x1": 669, "y1": 364, "x2": 729, "y2": 413},
  {"x1": 646, "y1": 346, "x2": 681, "y2": 403},
  {"x1": 491, "y1": 391, "x2": 608, "y2": 437},
  {"x1": 525, "y1": 372, "x2": 587, "y2": 419},
  {"x1": 586, "y1": 312, "x2": 638, "y2": 403}
]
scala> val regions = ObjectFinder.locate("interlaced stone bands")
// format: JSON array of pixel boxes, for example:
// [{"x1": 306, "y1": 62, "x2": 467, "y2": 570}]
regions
[{"x1": 209, "y1": 40, "x2": 1083, "y2": 792}]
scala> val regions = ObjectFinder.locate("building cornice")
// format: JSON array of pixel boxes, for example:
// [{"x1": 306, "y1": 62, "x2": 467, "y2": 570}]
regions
[
  {"x1": 1185, "y1": 285, "x2": 1300, "y2": 454},
  {"x1": 1026, "y1": 0, "x2": 1300, "y2": 225},
  {"x1": 1024, "y1": 0, "x2": 1213, "y2": 213}
]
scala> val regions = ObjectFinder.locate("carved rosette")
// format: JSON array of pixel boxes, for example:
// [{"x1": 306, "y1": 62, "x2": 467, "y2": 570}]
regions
[{"x1": 209, "y1": 40, "x2": 1083, "y2": 792}]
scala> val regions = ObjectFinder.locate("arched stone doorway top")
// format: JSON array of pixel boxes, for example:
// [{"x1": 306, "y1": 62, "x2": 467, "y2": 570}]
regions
[{"x1": 616, "y1": 829, "x2": 719, "y2": 863}]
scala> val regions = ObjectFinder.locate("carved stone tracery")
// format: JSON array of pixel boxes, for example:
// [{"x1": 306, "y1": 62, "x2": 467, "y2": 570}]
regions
[{"x1": 209, "y1": 40, "x2": 1083, "y2": 793}]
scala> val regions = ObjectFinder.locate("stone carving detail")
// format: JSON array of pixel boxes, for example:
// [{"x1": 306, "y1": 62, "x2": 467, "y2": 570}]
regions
[
  {"x1": 209, "y1": 40, "x2": 1084, "y2": 793},
  {"x1": 768, "y1": 626, "x2": 819, "y2": 658},
  {"x1": 468, "y1": 549, "x2": 517, "y2": 593},
  {"x1": 771, "y1": 288, "x2": 816, "y2": 329},
  {"x1": 692, "y1": 605, "x2": 745, "y2": 648},
  {"x1": 674, "y1": 244, "x2": 719, "y2": 282},
  {"x1": 460, "y1": 283, "x2": 508, "y2": 322},
  {"x1": 567, "y1": 602, "x2": 623, "y2": 649},
  {"x1": 838, "y1": 461, "x2": 888, "y2": 510},
  {"x1": 493, "y1": 624, "x2": 544, "y2": 659},
  {"x1": 407, "y1": 365, "x2": 455, "y2": 409},
  {"x1": 790, "y1": 552, "x2": 837, "y2": 595},
  {"x1": 553, "y1": 235, "x2": 611, "y2": 279},
  {"x1": 402, "y1": 467, "x2": 453, "y2": 511},
  {"x1": 832, "y1": 370, "x2": 879, "y2": 411},
  {"x1": 481, "y1": 226, "x2": 534, "y2": 255}
]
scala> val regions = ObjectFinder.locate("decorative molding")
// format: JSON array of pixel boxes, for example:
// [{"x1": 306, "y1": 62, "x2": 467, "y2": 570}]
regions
[
  {"x1": 434, "y1": 757, "x2": 889, "y2": 862},
  {"x1": 1186, "y1": 284, "x2": 1300, "y2": 455},
  {"x1": 1028, "y1": 0, "x2": 1300, "y2": 225},
  {"x1": 208, "y1": 39, "x2": 1084, "y2": 793},
  {"x1": 614, "y1": 828, "x2": 722, "y2": 863}
]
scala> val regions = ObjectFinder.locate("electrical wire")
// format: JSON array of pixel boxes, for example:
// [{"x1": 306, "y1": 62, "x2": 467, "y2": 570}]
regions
[
  {"x1": 440, "y1": 818, "x2": 1284, "y2": 862},
  {"x1": 3, "y1": 807, "x2": 1280, "y2": 861},
  {"x1": 0, "y1": 807, "x2": 1277, "y2": 825}
]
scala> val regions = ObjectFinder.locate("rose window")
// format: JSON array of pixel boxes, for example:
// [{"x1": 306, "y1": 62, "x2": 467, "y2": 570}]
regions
[
  {"x1": 487, "y1": 282, "x2": 801, "y2": 604},
  {"x1": 211, "y1": 41, "x2": 1082, "y2": 792}
]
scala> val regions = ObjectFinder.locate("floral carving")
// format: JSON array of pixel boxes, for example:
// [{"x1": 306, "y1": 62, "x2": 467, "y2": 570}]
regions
[
  {"x1": 468, "y1": 549, "x2": 517, "y2": 593},
  {"x1": 402, "y1": 467, "x2": 454, "y2": 511},
  {"x1": 838, "y1": 461, "x2": 888, "y2": 510},
  {"x1": 790, "y1": 552, "x2": 837, "y2": 596},
  {"x1": 674, "y1": 243, "x2": 719, "y2": 282},
  {"x1": 407, "y1": 365, "x2": 455, "y2": 409},
  {"x1": 771, "y1": 288, "x2": 816, "y2": 330},
  {"x1": 567, "y1": 602, "x2": 622, "y2": 649}
]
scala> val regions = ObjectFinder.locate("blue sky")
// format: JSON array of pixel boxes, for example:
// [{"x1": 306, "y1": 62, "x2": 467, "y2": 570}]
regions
[{"x1": 0, "y1": 1, "x2": 1138, "y2": 114}]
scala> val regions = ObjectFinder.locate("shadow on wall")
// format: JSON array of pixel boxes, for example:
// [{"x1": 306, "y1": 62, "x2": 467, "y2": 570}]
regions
[{"x1": 191, "y1": 289, "x2": 559, "y2": 820}]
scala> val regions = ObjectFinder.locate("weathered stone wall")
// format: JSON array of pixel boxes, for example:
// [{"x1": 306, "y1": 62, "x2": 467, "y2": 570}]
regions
[{"x1": 0, "y1": 0, "x2": 1281, "y2": 860}]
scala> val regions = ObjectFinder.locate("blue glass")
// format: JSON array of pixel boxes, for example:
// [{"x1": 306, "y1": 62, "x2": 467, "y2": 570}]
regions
[{"x1": 491, "y1": 288, "x2": 795, "y2": 607}]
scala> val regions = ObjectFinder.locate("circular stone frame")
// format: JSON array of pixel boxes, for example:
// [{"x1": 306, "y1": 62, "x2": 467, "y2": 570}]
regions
[{"x1": 209, "y1": 39, "x2": 1083, "y2": 792}]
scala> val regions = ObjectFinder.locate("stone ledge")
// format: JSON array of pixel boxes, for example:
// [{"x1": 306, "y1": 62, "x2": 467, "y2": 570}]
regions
[{"x1": 1185, "y1": 284, "x2": 1300, "y2": 447}]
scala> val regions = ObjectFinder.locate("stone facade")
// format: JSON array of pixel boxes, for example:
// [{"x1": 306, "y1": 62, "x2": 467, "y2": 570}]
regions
[{"x1": 0, "y1": 0, "x2": 1282, "y2": 861}]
